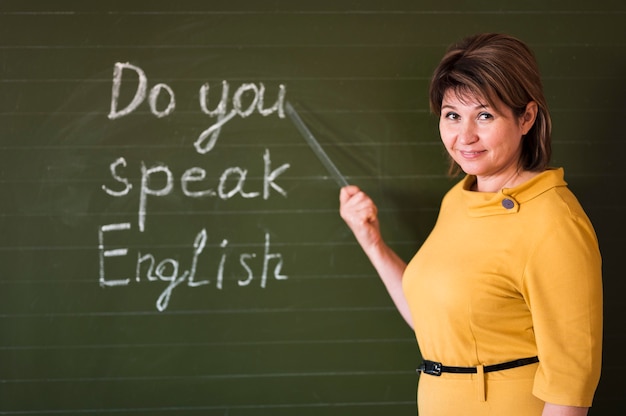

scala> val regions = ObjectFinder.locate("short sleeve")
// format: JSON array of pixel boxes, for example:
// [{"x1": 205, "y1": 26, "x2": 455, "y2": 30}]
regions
[{"x1": 522, "y1": 201, "x2": 602, "y2": 407}]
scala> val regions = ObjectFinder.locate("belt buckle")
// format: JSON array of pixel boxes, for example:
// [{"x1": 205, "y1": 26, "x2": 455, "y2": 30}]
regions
[{"x1": 420, "y1": 360, "x2": 442, "y2": 376}]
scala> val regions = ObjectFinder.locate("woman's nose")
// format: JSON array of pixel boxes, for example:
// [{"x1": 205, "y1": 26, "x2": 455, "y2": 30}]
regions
[{"x1": 458, "y1": 121, "x2": 478, "y2": 145}]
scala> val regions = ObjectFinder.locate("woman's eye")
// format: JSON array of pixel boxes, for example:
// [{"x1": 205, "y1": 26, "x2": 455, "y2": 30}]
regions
[
  {"x1": 445, "y1": 112, "x2": 459, "y2": 120},
  {"x1": 478, "y1": 112, "x2": 493, "y2": 120}
]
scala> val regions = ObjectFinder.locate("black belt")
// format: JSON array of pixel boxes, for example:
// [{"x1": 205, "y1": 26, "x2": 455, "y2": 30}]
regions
[{"x1": 417, "y1": 356, "x2": 539, "y2": 377}]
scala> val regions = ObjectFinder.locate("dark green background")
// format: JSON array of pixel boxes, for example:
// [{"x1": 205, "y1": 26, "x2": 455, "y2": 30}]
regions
[{"x1": 1, "y1": 1, "x2": 624, "y2": 414}]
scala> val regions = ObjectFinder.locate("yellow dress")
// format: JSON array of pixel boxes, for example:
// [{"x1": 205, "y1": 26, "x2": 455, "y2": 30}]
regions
[{"x1": 402, "y1": 168, "x2": 602, "y2": 415}]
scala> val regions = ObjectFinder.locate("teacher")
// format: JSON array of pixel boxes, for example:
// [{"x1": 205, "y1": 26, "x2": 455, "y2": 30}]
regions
[{"x1": 339, "y1": 33, "x2": 602, "y2": 416}]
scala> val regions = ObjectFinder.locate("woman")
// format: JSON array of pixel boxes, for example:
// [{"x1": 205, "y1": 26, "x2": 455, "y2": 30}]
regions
[{"x1": 339, "y1": 33, "x2": 602, "y2": 416}]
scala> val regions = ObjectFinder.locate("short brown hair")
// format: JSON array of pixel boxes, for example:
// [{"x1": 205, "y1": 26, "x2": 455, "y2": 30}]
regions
[{"x1": 429, "y1": 33, "x2": 552, "y2": 174}]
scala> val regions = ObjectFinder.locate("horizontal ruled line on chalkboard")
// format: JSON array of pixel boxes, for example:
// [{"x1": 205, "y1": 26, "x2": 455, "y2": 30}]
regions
[
  {"x1": 0, "y1": 206, "x2": 436, "y2": 218},
  {"x1": 0, "y1": 273, "x2": 407, "y2": 286},
  {"x1": 2, "y1": 10, "x2": 624, "y2": 15},
  {"x1": 1, "y1": 42, "x2": 624, "y2": 50},
  {"x1": 0, "y1": 75, "x2": 615, "y2": 83},
  {"x1": 0, "y1": 108, "x2": 616, "y2": 118},
  {"x1": 1, "y1": 369, "x2": 413, "y2": 384},
  {"x1": 0, "y1": 109, "x2": 429, "y2": 117},
  {"x1": 0, "y1": 273, "x2": 380, "y2": 281},
  {"x1": 0, "y1": 306, "x2": 398, "y2": 319},
  {"x1": 0, "y1": 401, "x2": 415, "y2": 416},
  {"x1": 0, "y1": 141, "x2": 440, "y2": 150},
  {"x1": 0, "y1": 272, "x2": 394, "y2": 283},
  {"x1": 0, "y1": 177, "x2": 443, "y2": 188},
  {"x1": 1, "y1": 44, "x2": 440, "y2": 49},
  {"x1": 0, "y1": 240, "x2": 419, "y2": 254},
  {"x1": 0, "y1": 337, "x2": 415, "y2": 351},
  {"x1": 0, "y1": 76, "x2": 433, "y2": 83}
]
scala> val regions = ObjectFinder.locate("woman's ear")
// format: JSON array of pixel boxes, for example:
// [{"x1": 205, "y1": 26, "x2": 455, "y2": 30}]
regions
[{"x1": 520, "y1": 101, "x2": 538, "y2": 135}]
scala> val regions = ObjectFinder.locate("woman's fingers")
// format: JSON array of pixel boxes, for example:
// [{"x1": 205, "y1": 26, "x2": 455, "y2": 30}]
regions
[{"x1": 340, "y1": 187, "x2": 376, "y2": 223}]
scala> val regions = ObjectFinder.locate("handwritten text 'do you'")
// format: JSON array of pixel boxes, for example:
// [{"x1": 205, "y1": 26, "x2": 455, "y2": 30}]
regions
[{"x1": 107, "y1": 62, "x2": 287, "y2": 154}]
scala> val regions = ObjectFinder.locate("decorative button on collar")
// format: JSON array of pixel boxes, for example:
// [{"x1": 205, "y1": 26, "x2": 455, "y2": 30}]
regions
[{"x1": 502, "y1": 198, "x2": 515, "y2": 209}]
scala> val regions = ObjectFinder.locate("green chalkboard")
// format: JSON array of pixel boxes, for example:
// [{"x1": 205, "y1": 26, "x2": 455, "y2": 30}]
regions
[{"x1": 1, "y1": 1, "x2": 625, "y2": 415}]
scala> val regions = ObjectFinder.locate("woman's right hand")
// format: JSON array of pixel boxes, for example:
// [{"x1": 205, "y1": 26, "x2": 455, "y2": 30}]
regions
[{"x1": 339, "y1": 185, "x2": 382, "y2": 253}]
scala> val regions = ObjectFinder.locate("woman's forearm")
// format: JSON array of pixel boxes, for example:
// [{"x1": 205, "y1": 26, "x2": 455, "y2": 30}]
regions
[
  {"x1": 542, "y1": 403, "x2": 588, "y2": 416},
  {"x1": 363, "y1": 240, "x2": 412, "y2": 328},
  {"x1": 339, "y1": 186, "x2": 412, "y2": 328}
]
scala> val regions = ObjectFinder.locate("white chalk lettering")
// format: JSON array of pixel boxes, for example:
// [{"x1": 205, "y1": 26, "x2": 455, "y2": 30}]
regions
[
  {"x1": 102, "y1": 63, "x2": 294, "y2": 311},
  {"x1": 264, "y1": 148, "x2": 289, "y2": 198},
  {"x1": 154, "y1": 258, "x2": 188, "y2": 312},
  {"x1": 136, "y1": 252, "x2": 159, "y2": 282},
  {"x1": 108, "y1": 62, "x2": 177, "y2": 120},
  {"x1": 238, "y1": 253, "x2": 256, "y2": 287},
  {"x1": 108, "y1": 62, "x2": 147, "y2": 120},
  {"x1": 100, "y1": 226, "x2": 288, "y2": 311},
  {"x1": 187, "y1": 229, "x2": 209, "y2": 288},
  {"x1": 181, "y1": 167, "x2": 216, "y2": 198},
  {"x1": 237, "y1": 232, "x2": 287, "y2": 288},
  {"x1": 138, "y1": 162, "x2": 174, "y2": 233},
  {"x1": 107, "y1": 62, "x2": 287, "y2": 156},
  {"x1": 148, "y1": 83, "x2": 176, "y2": 118},
  {"x1": 199, "y1": 81, "x2": 229, "y2": 117},
  {"x1": 102, "y1": 149, "x2": 290, "y2": 233},
  {"x1": 194, "y1": 81, "x2": 286, "y2": 154},
  {"x1": 261, "y1": 232, "x2": 288, "y2": 288},
  {"x1": 99, "y1": 222, "x2": 132, "y2": 287},
  {"x1": 257, "y1": 83, "x2": 286, "y2": 116},
  {"x1": 217, "y1": 167, "x2": 260, "y2": 199},
  {"x1": 102, "y1": 157, "x2": 132, "y2": 197},
  {"x1": 216, "y1": 239, "x2": 228, "y2": 290}
]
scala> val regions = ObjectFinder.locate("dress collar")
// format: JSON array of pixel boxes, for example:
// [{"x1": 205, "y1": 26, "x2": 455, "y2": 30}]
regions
[{"x1": 459, "y1": 168, "x2": 567, "y2": 217}]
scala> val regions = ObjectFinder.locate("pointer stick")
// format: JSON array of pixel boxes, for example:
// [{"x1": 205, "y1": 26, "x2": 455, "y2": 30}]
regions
[{"x1": 285, "y1": 101, "x2": 349, "y2": 188}]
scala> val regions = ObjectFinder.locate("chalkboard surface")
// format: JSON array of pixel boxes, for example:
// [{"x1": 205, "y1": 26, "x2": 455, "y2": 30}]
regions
[{"x1": 1, "y1": 1, "x2": 625, "y2": 415}]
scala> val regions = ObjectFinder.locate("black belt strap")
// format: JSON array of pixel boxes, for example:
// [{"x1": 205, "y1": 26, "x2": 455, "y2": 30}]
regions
[{"x1": 417, "y1": 356, "x2": 539, "y2": 377}]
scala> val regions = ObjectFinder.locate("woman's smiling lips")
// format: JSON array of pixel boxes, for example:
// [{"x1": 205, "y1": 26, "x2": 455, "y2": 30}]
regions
[{"x1": 459, "y1": 149, "x2": 486, "y2": 159}]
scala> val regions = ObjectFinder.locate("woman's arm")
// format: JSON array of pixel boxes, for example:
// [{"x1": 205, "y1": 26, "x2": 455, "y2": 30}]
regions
[
  {"x1": 339, "y1": 186, "x2": 413, "y2": 328},
  {"x1": 542, "y1": 403, "x2": 588, "y2": 416}
]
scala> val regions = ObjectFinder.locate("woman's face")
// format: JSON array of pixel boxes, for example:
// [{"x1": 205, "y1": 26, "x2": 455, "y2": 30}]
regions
[{"x1": 439, "y1": 89, "x2": 537, "y2": 190}]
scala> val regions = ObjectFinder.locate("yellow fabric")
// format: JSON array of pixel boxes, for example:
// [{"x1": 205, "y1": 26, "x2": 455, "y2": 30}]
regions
[{"x1": 403, "y1": 168, "x2": 602, "y2": 412}]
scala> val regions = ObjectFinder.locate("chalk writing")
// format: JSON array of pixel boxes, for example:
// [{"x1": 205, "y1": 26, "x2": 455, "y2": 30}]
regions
[
  {"x1": 99, "y1": 224, "x2": 287, "y2": 312},
  {"x1": 196, "y1": 80, "x2": 286, "y2": 154},
  {"x1": 102, "y1": 62, "x2": 292, "y2": 311},
  {"x1": 107, "y1": 62, "x2": 287, "y2": 154},
  {"x1": 108, "y1": 62, "x2": 176, "y2": 119},
  {"x1": 102, "y1": 149, "x2": 290, "y2": 233}
]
